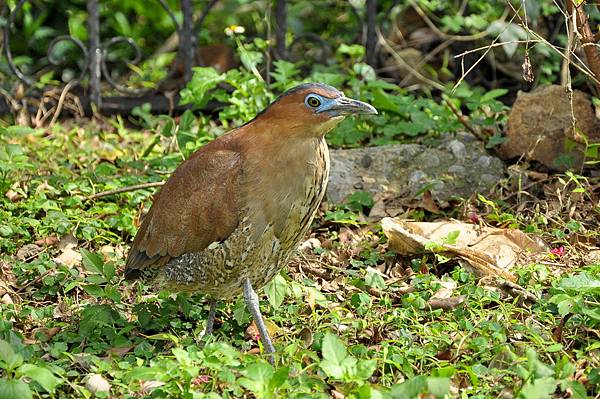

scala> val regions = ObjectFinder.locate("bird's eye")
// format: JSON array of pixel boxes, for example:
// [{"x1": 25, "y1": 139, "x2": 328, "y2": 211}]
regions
[{"x1": 306, "y1": 96, "x2": 321, "y2": 108}]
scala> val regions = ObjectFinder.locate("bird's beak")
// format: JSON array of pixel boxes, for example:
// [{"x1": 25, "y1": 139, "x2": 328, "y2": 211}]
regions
[{"x1": 322, "y1": 96, "x2": 378, "y2": 116}]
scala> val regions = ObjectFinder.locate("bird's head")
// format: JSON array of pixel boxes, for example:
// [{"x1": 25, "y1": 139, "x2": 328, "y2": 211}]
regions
[{"x1": 259, "y1": 83, "x2": 377, "y2": 137}]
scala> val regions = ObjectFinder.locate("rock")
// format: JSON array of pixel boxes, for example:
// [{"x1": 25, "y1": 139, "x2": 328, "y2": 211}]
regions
[
  {"x1": 327, "y1": 132, "x2": 504, "y2": 204},
  {"x1": 499, "y1": 85, "x2": 600, "y2": 171}
]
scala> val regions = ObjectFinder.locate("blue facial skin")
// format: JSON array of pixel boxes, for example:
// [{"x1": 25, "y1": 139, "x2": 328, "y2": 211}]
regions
[
  {"x1": 304, "y1": 93, "x2": 378, "y2": 117},
  {"x1": 304, "y1": 94, "x2": 339, "y2": 115}
]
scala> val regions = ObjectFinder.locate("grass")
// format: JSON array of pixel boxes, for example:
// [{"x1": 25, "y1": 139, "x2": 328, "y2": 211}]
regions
[{"x1": 0, "y1": 118, "x2": 599, "y2": 399}]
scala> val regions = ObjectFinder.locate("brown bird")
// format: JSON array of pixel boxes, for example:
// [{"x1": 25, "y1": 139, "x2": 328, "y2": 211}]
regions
[{"x1": 124, "y1": 83, "x2": 377, "y2": 354}]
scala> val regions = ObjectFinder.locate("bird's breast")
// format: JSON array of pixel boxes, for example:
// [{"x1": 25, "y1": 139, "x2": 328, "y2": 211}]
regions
[{"x1": 244, "y1": 137, "x2": 329, "y2": 240}]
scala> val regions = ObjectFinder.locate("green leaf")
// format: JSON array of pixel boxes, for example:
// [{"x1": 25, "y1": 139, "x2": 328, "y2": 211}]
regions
[
  {"x1": 355, "y1": 359, "x2": 377, "y2": 380},
  {"x1": 426, "y1": 377, "x2": 450, "y2": 398},
  {"x1": 80, "y1": 249, "x2": 104, "y2": 275},
  {"x1": 240, "y1": 51, "x2": 264, "y2": 74},
  {"x1": 563, "y1": 381, "x2": 587, "y2": 399},
  {"x1": 103, "y1": 262, "x2": 115, "y2": 281},
  {"x1": 125, "y1": 367, "x2": 163, "y2": 382},
  {"x1": 179, "y1": 109, "x2": 195, "y2": 133},
  {"x1": 179, "y1": 67, "x2": 224, "y2": 108},
  {"x1": 390, "y1": 376, "x2": 428, "y2": 397},
  {"x1": 17, "y1": 364, "x2": 61, "y2": 393},
  {"x1": 0, "y1": 340, "x2": 16, "y2": 366},
  {"x1": 161, "y1": 119, "x2": 175, "y2": 137},
  {"x1": 0, "y1": 378, "x2": 32, "y2": 399},
  {"x1": 481, "y1": 88, "x2": 508, "y2": 102},
  {"x1": 319, "y1": 361, "x2": 345, "y2": 380},
  {"x1": 82, "y1": 284, "x2": 104, "y2": 297},
  {"x1": 320, "y1": 333, "x2": 349, "y2": 380},
  {"x1": 519, "y1": 377, "x2": 558, "y2": 399},
  {"x1": 321, "y1": 333, "x2": 347, "y2": 365},
  {"x1": 444, "y1": 230, "x2": 461, "y2": 245},
  {"x1": 337, "y1": 44, "x2": 365, "y2": 59},
  {"x1": 346, "y1": 191, "x2": 374, "y2": 212},
  {"x1": 365, "y1": 268, "x2": 386, "y2": 290},
  {"x1": 0, "y1": 340, "x2": 23, "y2": 371},
  {"x1": 145, "y1": 333, "x2": 180, "y2": 345},
  {"x1": 264, "y1": 274, "x2": 288, "y2": 309},
  {"x1": 239, "y1": 362, "x2": 274, "y2": 398},
  {"x1": 557, "y1": 273, "x2": 600, "y2": 294}
]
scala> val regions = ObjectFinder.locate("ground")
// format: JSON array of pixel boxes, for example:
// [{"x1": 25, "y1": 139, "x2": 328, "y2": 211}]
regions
[{"x1": 0, "y1": 119, "x2": 599, "y2": 399}]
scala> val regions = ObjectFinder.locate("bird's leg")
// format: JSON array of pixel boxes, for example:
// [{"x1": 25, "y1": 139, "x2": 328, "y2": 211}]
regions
[
  {"x1": 201, "y1": 299, "x2": 218, "y2": 343},
  {"x1": 242, "y1": 277, "x2": 276, "y2": 356}
]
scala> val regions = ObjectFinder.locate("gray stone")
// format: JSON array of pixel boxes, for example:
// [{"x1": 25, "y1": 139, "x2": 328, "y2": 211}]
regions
[
  {"x1": 448, "y1": 164, "x2": 466, "y2": 175},
  {"x1": 327, "y1": 131, "x2": 505, "y2": 204},
  {"x1": 447, "y1": 140, "x2": 467, "y2": 159}
]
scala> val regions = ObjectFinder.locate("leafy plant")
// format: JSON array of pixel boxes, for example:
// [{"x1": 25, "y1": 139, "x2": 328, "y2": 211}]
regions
[{"x1": 0, "y1": 339, "x2": 62, "y2": 399}]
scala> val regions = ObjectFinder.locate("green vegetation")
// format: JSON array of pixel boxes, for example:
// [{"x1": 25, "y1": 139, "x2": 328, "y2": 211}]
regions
[
  {"x1": 1, "y1": 0, "x2": 600, "y2": 398},
  {"x1": 0, "y1": 106, "x2": 598, "y2": 397}
]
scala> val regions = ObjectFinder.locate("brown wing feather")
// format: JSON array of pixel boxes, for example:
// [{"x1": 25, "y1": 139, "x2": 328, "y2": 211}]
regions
[{"x1": 125, "y1": 144, "x2": 242, "y2": 279}]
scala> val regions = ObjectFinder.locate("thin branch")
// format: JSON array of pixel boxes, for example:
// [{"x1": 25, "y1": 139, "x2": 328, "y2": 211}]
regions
[
  {"x1": 443, "y1": 98, "x2": 486, "y2": 141},
  {"x1": 377, "y1": 28, "x2": 445, "y2": 90},
  {"x1": 87, "y1": 181, "x2": 165, "y2": 200},
  {"x1": 50, "y1": 80, "x2": 76, "y2": 126},
  {"x1": 572, "y1": 0, "x2": 600, "y2": 93}
]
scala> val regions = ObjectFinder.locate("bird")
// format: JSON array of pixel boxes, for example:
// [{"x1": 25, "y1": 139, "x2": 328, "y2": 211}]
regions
[{"x1": 124, "y1": 82, "x2": 377, "y2": 356}]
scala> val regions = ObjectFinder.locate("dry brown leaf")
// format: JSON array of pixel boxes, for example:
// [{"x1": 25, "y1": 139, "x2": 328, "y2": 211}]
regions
[
  {"x1": 16, "y1": 244, "x2": 42, "y2": 261},
  {"x1": 382, "y1": 218, "x2": 548, "y2": 282},
  {"x1": 430, "y1": 280, "x2": 457, "y2": 299},
  {"x1": 299, "y1": 238, "x2": 321, "y2": 252},
  {"x1": 106, "y1": 346, "x2": 133, "y2": 357},
  {"x1": 55, "y1": 247, "x2": 82, "y2": 267},
  {"x1": 427, "y1": 295, "x2": 467, "y2": 310},
  {"x1": 85, "y1": 373, "x2": 110, "y2": 394},
  {"x1": 245, "y1": 320, "x2": 279, "y2": 342},
  {"x1": 140, "y1": 380, "x2": 165, "y2": 392},
  {"x1": 57, "y1": 233, "x2": 78, "y2": 251},
  {"x1": 421, "y1": 190, "x2": 441, "y2": 213},
  {"x1": 5, "y1": 189, "x2": 21, "y2": 202},
  {"x1": 298, "y1": 327, "x2": 313, "y2": 348},
  {"x1": 35, "y1": 235, "x2": 59, "y2": 246}
]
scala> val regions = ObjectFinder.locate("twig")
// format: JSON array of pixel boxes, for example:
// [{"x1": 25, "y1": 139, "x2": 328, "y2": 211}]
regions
[
  {"x1": 16, "y1": 270, "x2": 52, "y2": 293},
  {"x1": 50, "y1": 80, "x2": 76, "y2": 126},
  {"x1": 87, "y1": 181, "x2": 165, "y2": 200},
  {"x1": 377, "y1": 28, "x2": 445, "y2": 91},
  {"x1": 572, "y1": 1, "x2": 600, "y2": 93},
  {"x1": 498, "y1": 280, "x2": 537, "y2": 303},
  {"x1": 443, "y1": 98, "x2": 486, "y2": 141}
]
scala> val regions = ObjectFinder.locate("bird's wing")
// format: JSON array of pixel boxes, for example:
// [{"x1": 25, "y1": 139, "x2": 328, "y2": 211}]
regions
[{"x1": 124, "y1": 147, "x2": 242, "y2": 279}]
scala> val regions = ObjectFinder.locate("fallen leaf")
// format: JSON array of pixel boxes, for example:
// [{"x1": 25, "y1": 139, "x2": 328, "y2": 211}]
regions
[
  {"x1": 5, "y1": 189, "x2": 21, "y2": 202},
  {"x1": 85, "y1": 373, "x2": 110, "y2": 394},
  {"x1": 16, "y1": 244, "x2": 42, "y2": 261},
  {"x1": 299, "y1": 327, "x2": 313, "y2": 348},
  {"x1": 427, "y1": 295, "x2": 466, "y2": 311},
  {"x1": 54, "y1": 248, "x2": 82, "y2": 267},
  {"x1": 106, "y1": 346, "x2": 133, "y2": 357},
  {"x1": 35, "y1": 235, "x2": 59, "y2": 246},
  {"x1": 430, "y1": 280, "x2": 457, "y2": 299},
  {"x1": 299, "y1": 238, "x2": 321, "y2": 252},
  {"x1": 421, "y1": 190, "x2": 440, "y2": 213},
  {"x1": 331, "y1": 389, "x2": 346, "y2": 399},
  {"x1": 140, "y1": 380, "x2": 165, "y2": 392},
  {"x1": 382, "y1": 218, "x2": 548, "y2": 282},
  {"x1": 57, "y1": 233, "x2": 78, "y2": 251}
]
